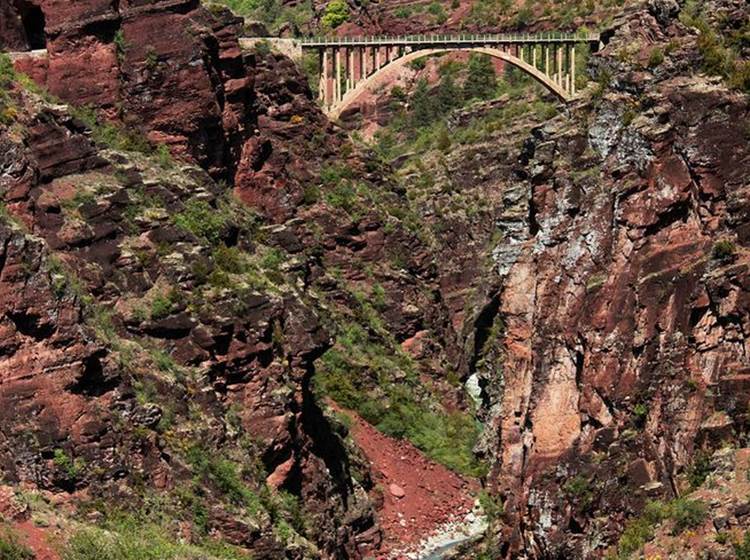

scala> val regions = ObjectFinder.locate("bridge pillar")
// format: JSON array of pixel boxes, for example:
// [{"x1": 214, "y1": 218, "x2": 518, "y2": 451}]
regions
[
  {"x1": 320, "y1": 49, "x2": 328, "y2": 107},
  {"x1": 346, "y1": 49, "x2": 354, "y2": 91},
  {"x1": 571, "y1": 45, "x2": 576, "y2": 95},
  {"x1": 556, "y1": 46, "x2": 563, "y2": 86},
  {"x1": 545, "y1": 45, "x2": 550, "y2": 75},
  {"x1": 532, "y1": 45, "x2": 537, "y2": 69},
  {"x1": 356, "y1": 47, "x2": 364, "y2": 83},
  {"x1": 335, "y1": 47, "x2": 342, "y2": 103},
  {"x1": 376, "y1": 47, "x2": 381, "y2": 71}
]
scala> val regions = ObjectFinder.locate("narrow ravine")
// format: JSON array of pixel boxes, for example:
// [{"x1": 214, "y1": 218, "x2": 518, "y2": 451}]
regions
[{"x1": 329, "y1": 403, "x2": 484, "y2": 558}]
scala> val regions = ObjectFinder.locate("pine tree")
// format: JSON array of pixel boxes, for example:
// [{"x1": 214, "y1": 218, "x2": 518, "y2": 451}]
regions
[
  {"x1": 437, "y1": 73, "x2": 463, "y2": 113},
  {"x1": 410, "y1": 78, "x2": 436, "y2": 127},
  {"x1": 463, "y1": 53, "x2": 497, "y2": 101}
]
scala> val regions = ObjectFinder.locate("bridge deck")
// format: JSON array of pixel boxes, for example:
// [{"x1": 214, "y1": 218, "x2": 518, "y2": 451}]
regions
[{"x1": 299, "y1": 32, "x2": 600, "y2": 48}]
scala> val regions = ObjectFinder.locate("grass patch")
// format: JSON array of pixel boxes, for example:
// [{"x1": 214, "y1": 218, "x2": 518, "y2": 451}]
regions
[
  {"x1": 609, "y1": 498, "x2": 708, "y2": 559},
  {"x1": 173, "y1": 199, "x2": 228, "y2": 245},
  {"x1": 62, "y1": 514, "x2": 250, "y2": 560},
  {"x1": 185, "y1": 445, "x2": 263, "y2": 514},
  {"x1": 315, "y1": 321, "x2": 486, "y2": 477}
]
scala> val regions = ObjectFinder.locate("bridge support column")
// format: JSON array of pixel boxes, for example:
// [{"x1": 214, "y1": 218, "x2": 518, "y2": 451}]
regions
[
  {"x1": 356, "y1": 47, "x2": 364, "y2": 84},
  {"x1": 571, "y1": 45, "x2": 576, "y2": 95},
  {"x1": 545, "y1": 45, "x2": 550, "y2": 75},
  {"x1": 320, "y1": 49, "x2": 328, "y2": 108},
  {"x1": 556, "y1": 46, "x2": 563, "y2": 86},
  {"x1": 532, "y1": 45, "x2": 537, "y2": 69},
  {"x1": 335, "y1": 47, "x2": 342, "y2": 103},
  {"x1": 376, "y1": 47, "x2": 381, "y2": 71},
  {"x1": 346, "y1": 49, "x2": 354, "y2": 91}
]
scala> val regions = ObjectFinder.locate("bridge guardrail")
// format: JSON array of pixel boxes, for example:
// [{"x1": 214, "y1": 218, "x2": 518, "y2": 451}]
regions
[{"x1": 297, "y1": 32, "x2": 600, "y2": 47}]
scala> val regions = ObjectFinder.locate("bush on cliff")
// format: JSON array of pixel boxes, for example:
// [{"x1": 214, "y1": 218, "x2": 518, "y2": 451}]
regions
[
  {"x1": 321, "y1": 0, "x2": 349, "y2": 29},
  {"x1": 0, "y1": 53, "x2": 18, "y2": 125},
  {"x1": 208, "y1": 0, "x2": 313, "y2": 33},
  {"x1": 680, "y1": 0, "x2": 750, "y2": 93},
  {"x1": 610, "y1": 498, "x2": 707, "y2": 558}
]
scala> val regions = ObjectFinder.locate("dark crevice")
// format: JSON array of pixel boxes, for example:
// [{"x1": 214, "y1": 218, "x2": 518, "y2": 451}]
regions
[
  {"x1": 689, "y1": 305, "x2": 708, "y2": 330},
  {"x1": 598, "y1": 28, "x2": 616, "y2": 49},
  {"x1": 14, "y1": 0, "x2": 46, "y2": 50},
  {"x1": 7, "y1": 311, "x2": 55, "y2": 340},
  {"x1": 528, "y1": 191, "x2": 540, "y2": 236},
  {"x1": 642, "y1": 199, "x2": 691, "y2": 237},
  {"x1": 66, "y1": 350, "x2": 120, "y2": 397},
  {"x1": 468, "y1": 294, "x2": 502, "y2": 374},
  {"x1": 300, "y1": 372, "x2": 353, "y2": 507},
  {"x1": 573, "y1": 345, "x2": 584, "y2": 388},
  {"x1": 82, "y1": 18, "x2": 120, "y2": 44},
  {"x1": 568, "y1": 515, "x2": 584, "y2": 534}
]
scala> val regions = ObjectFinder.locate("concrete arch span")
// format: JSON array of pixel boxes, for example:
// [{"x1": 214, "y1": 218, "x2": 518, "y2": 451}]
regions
[{"x1": 330, "y1": 47, "x2": 571, "y2": 120}]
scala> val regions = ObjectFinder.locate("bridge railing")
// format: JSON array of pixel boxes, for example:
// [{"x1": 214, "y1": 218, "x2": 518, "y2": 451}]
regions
[{"x1": 297, "y1": 31, "x2": 599, "y2": 47}]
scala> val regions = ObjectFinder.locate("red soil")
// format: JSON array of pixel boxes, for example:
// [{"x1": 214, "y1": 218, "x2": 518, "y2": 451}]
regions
[
  {"x1": 14, "y1": 520, "x2": 61, "y2": 560},
  {"x1": 335, "y1": 405, "x2": 478, "y2": 558}
]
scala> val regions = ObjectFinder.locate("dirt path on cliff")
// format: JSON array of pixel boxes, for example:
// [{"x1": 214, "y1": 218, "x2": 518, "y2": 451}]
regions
[{"x1": 332, "y1": 404, "x2": 479, "y2": 558}]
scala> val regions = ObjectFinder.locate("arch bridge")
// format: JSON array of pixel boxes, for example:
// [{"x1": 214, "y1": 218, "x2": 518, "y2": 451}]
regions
[{"x1": 244, "y1": 33, "x2": 601, "y2": 119}]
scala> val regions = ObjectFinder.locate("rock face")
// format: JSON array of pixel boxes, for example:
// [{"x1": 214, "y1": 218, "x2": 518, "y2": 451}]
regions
[
  {"x1": 0, "y1": 92, "x2": 379, "y2": 556},
  {"x1": 1, "y1": 0, "x2": 256, "y2": 181},
  {"x1": 417, "y1": 2, "x2": 750, "y2": 558}
]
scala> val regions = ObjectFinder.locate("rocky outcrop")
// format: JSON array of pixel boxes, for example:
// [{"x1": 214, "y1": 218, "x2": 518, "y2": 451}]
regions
[
  {"x1": 423, "y1": 2, "x2": 750, "y2": 558},
  {"x1": 0, "y1": 84, "x2": 380, "y2": 556},
  {"x1": 2, "y1": 1, "x2": 256, "y2": 181}
]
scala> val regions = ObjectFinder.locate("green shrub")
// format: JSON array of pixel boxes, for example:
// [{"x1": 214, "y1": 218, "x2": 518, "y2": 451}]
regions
[
  {"x1": 564, "y1": 474, "x2": 594, "y2": 508},
  {"x1": 632, "y1": 402, "x2": 648, "y2": 426},
  {"x1": 0, "y1": 53, "x2": 18, "y2": 125},
  {"x1": 669, "y1": 498, "x2": 707, "y2": 534},
  {"x1": 323, "y1": 181, "x2": 358, "y2": 213},
  {"x1": 427, "y1": 1, "x2": 447, "y2": 24},
  {"x1": 150, "y1": 290, "x2": 179, "y2": 320},
  {"x1": 315, "y1": 321, "x2": 485, "y2": 477},
  {"x1": 394, "y1": 6, "x2": 412, "y2": 18},
  {"x1": 612, "y1": 498, "x2": 707, "y2": 558},
  {"x1": 321, "y1": 0, "x2": 349, "y2": 29},
  {"x1": 173, "y1": 200, "x2": 227, "y2": 244},
  {"x1": 712, "y1": 239, "x2": 736, "y2": 260},
  {"x1": 478, "y1": 491, "x2": 504, "y2": 521},
  {"x1": 68, "y1": 106, "x2": 153, "y2": 154},
  {"x1": 687, "y1": 450, "x2": 711, "y2": 488},
  {"x1": 185, "y1": 446, "x2": 262, "y2": 514},
  {"x1": 514, "y1": 4, "x2": 533, "y2": 27},
  {"x1": 648, "y1": 48, "x2": 665, "y2": 68},
  {"x1": 53, "y1": 448, "x2": 85, "y2": 478},
  {"x1": 734, "y1": 531, "x2": 750, "y2": 560},
  {"x1": 213, "y1": 245, "x2": 246, "y2": 274},
  {"x1": 113, "y1": 30, "x2": 127, "y2": 62},
  {"x1": 209, "y1": 0, "x2": 313, "y2": 34},
  {"x1": 0, "y1": 527, "x2": 34, "y2": 560},
  {"x1": 260, "y1": 248, "x2": 285, "y2": 272}
]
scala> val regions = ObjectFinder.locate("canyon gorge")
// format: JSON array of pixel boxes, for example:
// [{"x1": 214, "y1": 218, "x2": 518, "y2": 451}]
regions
[{"x1": 0, "y1": 0, "x2": 749, "y2": 558}]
